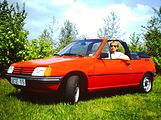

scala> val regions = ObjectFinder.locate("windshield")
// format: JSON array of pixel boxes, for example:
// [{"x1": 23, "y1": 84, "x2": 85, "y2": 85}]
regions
[{"x1": 57, "y1": 39, "x2": 102, "y2": 57}]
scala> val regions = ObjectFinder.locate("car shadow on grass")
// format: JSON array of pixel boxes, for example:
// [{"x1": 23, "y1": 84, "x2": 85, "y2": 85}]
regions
[
  {"x1": 83, "y1": 87, "x2": 139, "y2": 101},
  {"x1": 8, "y1": 91, "x2": 63, "y2": 105},
  {"x1": 8, "y1": 87, "x2": 139, "y2": 105}
]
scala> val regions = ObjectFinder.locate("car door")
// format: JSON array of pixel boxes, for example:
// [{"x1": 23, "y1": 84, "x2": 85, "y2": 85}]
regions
[{"x1": 92, "y1": 41, "x2": 134, "y2": 90}]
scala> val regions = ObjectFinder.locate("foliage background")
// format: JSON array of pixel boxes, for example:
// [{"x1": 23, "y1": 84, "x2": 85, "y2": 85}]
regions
[
  {"x1": 0, "y1": 0, "x2": 28, "y2": 75},
  {"x1": 142, "y1": 7, "x2": 161, "y2": 72}
]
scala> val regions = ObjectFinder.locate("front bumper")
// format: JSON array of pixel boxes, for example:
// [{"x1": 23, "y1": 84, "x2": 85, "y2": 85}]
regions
[{"x1": 6, "y1": 74, "x2": 63, "y2": 92}]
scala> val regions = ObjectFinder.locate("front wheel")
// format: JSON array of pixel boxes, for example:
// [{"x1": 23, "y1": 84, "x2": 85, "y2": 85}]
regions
[
  {"x1": 65, "y1": 75, "x2": 80, "y2": 104},
  {"x1": 140, "y1": 73, "x2": 153, "y2": 93}
]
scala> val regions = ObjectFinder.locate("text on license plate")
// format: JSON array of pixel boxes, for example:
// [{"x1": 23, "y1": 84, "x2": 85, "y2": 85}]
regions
[{"x1": 11, "y1": 77, "x2": 26, "y2": 86}]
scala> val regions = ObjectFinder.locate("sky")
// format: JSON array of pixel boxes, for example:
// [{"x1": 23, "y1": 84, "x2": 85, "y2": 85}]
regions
[{"x1": 8, "y1": 0, "x2": 161, "y2": 41}]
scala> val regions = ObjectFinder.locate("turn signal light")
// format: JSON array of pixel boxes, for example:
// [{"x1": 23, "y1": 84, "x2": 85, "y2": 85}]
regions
[{"x1": 44, "y1": 67, "x2": 52, "y2": 76}]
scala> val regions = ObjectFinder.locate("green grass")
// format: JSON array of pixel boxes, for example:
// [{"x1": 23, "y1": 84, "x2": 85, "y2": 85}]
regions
[{"x1": 0, "y1": 76, "x2": 161, "y2": 120}]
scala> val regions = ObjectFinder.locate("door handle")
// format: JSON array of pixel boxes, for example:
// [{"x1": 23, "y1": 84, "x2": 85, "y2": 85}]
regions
[{"x1": 126, "y1": 61, "x2": 131, "y2": 66}]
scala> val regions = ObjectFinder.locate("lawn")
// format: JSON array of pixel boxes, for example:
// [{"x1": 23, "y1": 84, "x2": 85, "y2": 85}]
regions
[{"x1": 0, "y1": 76, "x2": 161, "y2": 120}]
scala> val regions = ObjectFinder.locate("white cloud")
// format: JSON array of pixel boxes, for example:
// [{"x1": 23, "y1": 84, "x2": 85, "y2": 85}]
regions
[
  {"x1": 64, "y1": 3, "x2": 105, "y2": 37},
  {"x1": 52, "y1": 0, "x2": 74, "y2": 5},
  {"x1": 62, "y1": 2, "x2": 153, "y2": 40},
  {"x1": 23, "y1": 0, "x2": 154, "y2": 41}
]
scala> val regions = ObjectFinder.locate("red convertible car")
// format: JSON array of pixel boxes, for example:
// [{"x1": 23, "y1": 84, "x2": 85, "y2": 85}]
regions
[{"x1": 6, "y1": 39, "x2": 156, "y2": 104}]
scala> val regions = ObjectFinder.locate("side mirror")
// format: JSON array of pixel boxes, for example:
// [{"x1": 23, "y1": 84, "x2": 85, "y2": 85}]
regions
[{"x1": 99, "y1": 53, "x2": 109, "y2": 59}]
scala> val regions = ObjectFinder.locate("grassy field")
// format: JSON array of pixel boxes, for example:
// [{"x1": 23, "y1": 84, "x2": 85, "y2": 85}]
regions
[{"x1": 0, "y1": 76, "x2": 161, "y2": 120}]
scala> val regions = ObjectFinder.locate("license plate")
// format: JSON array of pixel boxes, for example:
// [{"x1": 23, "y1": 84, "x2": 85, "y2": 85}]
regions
[{"x1": 11, "y1": 77, "x2": 26, "y2": 86}]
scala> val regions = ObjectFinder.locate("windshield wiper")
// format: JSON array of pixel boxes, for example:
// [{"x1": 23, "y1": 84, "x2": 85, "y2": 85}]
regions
[
  {"x1": 54, "y1": 54, "x2": 61, "y2": 56},
  {"x1": 61, "y1": 53, "x2": 83, "y2": 57}
]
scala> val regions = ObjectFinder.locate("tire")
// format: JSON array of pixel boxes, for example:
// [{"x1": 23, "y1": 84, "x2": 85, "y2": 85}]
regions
[
  {"x1": 65, "y1": 75, "x2": 80, "y2": 104},
  {"x1": 140, "y1": 73, "x2": 153, "y2": 93}
]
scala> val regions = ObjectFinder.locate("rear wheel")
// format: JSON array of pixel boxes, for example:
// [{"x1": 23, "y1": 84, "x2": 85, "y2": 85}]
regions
[
  {"x1": 140, "y1": 73, "x2": 153, "y2": 93},
  {"x1": 65, "y1": 75, "x2": 80, "y2": 104}
]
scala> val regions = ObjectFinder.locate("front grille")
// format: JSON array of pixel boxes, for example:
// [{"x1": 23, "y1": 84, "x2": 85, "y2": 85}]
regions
[{"x1": 13, "y1": 67, "x2": 35, "y2": 75}]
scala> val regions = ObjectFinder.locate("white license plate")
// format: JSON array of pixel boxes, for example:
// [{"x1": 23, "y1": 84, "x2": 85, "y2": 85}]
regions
[{"x1": 11, "y1": 77, "x2": 26, "y2": 86}]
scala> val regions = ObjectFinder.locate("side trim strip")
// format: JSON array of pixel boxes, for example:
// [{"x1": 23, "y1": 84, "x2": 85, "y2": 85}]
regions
[
  {"x1": 88, "y1": 83, "x2": 140, "y2": 91},
  {"x1": 88, "y1": 72, "x2": 143, "y2": 77}
]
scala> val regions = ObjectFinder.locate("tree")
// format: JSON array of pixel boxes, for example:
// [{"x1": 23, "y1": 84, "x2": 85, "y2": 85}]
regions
[
  {"x1": 0, "y1": 0, "x2": 28, "y2": 75},
  {"x1": 58, "y1": 20, "x2": 78, "y2": 50},
  {"x1": 128, "y1": 32, "x2": 144, "y2": 52},
  {"x1": 42, "y1": 17, "x2": 60, "y2": 51},
  {"x1": 97, "y1": 11, "x2": 122, "y2": 39},
  {"x1": 142, "y1": 7, "x2": 161, "y2": 72},
  {"x1": 24, "y1": 32, "x2": 54, "y2": 60}
]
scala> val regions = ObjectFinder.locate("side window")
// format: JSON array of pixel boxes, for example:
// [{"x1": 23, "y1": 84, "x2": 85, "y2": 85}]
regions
[
  {"x1": 101, "y1": 42, "x2": 110, "y2": 59},
  {"x1": 101, "y1": 41, "x2": 127, "y2": 59},
  {"x1": 107, "y1": 41, "x2": 126, "y2": 54},
  {"x1": 118, "y1": 44, "x2": 125, "y2": 53}
]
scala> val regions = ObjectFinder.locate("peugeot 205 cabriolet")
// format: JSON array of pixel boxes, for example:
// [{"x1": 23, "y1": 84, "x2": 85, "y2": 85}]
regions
[{"x1": 6, "y1": 39, "x2": 156, "y2": 104}]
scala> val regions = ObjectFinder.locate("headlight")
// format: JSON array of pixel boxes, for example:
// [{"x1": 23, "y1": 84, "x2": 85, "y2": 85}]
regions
[
  {"x1": 32, "y1": 67, "x2": 46, "y2": 76},
  {"x1": 32, "y1": 67, "x2": 51, "y2": 76},
  {"x1": 7, "y1": 66, "x2": 14, "y2": 73}
]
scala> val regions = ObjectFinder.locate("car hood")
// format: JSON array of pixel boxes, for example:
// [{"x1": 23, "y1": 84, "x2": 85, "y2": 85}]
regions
[{"x1": 12, "y1": 56, "x2": 87, "y2": 67}]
